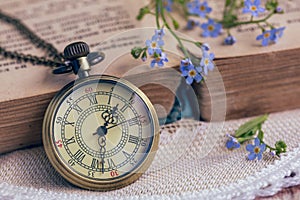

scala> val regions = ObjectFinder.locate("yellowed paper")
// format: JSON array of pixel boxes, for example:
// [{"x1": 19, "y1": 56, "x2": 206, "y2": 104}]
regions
[{"x1": 0, "y1": 0, "x2": 299, "y2": 103}]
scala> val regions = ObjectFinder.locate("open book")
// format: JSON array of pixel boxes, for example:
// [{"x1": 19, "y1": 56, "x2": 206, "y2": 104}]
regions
[{"x1": 0, "y1": 0, "x2": 299, "y2": 153}]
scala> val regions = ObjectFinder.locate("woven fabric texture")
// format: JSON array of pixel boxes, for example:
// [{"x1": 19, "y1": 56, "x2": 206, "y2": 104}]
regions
[{"x1": 1, "y1": 109, "x2": 300, "y2": 199}]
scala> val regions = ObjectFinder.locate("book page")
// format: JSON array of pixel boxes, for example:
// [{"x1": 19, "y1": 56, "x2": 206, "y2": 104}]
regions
[
  {"x1": 178, "y1": 0, "x2": 300, "y2": 58},
  {"x1": 0, "y1": 0, "x2": 299, "y2": 102},
  {"x1": 0, "y1": 0, "x2": 154, "y2": 102}
]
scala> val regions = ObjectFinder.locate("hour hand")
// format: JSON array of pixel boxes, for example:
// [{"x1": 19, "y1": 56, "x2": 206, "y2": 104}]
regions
[{"x1": 101, "y1": 105, "x2": 119, "y2": 125}]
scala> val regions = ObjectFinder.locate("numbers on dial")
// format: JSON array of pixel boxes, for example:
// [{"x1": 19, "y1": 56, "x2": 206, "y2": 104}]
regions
[
  {"x1": 122, "y1": 150, "x2": 137, "y2": 166},
  {"x1": 110, "y1": 170, "x2": 119, "y2": 177},
  {"x1": 55, "y1": 140, "x2": 63, "y2": 148},
  {"x1": 73, "y1": 149, "x2": 86, "y2": 163},
  {"x1": 68, "y1": 159, "x2": 76, "y2": 166},
  {"x1": 53, "y1": 79, "x2": 154, "y2": 181},
  {"x1": 87, "y1": 93, "x2": 98, "y2": 106},
  {"x1": 65, "y1": 136, "x2": 76, "y2": 145},
  {"x1": 107, "y1": 87, "x2": 114, "y2": 105},
  {"x1": 107, "y1": 158, "x2": 117, "y2": 170},
  {"x1": 56, "y1": 117, "x2": 63, "y2": 125},
  {"x1": 91, "y1": 158, "x2": 101, "y2": 169},
  {"x1": 65, "y1": 120, "x2": 75, "y2": 127},
  {"x1": 72, "y1": 103, "x2": 83, "y2": 115},
  {"x1": 128, "y1": 135, "x2": 139, "y2": 145},
  {"x1": 88, "y1": 170, "x2": 95, "y2": 177},
  {"x1": 128, "y1": 116, "x2": 139, "y2": 126}
]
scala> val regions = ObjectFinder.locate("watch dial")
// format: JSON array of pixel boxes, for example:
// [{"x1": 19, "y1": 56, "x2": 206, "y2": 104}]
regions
[{"x1": 50, "y1": 77, "x2": 156, "y2": 181}]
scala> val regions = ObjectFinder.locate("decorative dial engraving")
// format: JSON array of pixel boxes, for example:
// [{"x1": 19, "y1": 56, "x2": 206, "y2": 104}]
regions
[{"x1": 52, "y1": 79, "x2": 154, "y2": 180}]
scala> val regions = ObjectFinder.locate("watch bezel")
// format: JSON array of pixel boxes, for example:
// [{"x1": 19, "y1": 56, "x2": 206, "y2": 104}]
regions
[{"x1": 43, "y1": 75, "x2": 159, "y2": 190}]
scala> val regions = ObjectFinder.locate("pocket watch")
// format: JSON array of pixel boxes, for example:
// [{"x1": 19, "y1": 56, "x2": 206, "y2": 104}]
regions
[{"x1": 43, "y1": 42, "x2": 159, "y2": 190}]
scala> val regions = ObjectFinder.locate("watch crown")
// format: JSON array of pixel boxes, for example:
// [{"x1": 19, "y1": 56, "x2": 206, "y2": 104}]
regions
[{"x1": 63, "y1": 41, "x2": 90, "y2": 60}]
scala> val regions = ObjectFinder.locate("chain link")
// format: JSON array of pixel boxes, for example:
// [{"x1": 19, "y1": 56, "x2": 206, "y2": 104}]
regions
[{"x1": 0, "y1": 10, "x2": 66, "y2": 68}]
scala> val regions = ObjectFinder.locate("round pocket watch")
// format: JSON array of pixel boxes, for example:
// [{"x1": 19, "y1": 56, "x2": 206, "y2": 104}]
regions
[{"x1": 43, "y1": 42, "x2": 159, "y2": 190}]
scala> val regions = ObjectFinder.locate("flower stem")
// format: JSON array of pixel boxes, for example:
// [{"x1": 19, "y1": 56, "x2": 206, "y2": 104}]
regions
[
  {"x1": 158, "y1": 0, "x2": 189, "y2": 58},
  {"x1": 229, "y1": 12, "x2": 274, "y2": 27},
  {"x1": 155, "y1": 0, "x2": 161, "y2": 29}
]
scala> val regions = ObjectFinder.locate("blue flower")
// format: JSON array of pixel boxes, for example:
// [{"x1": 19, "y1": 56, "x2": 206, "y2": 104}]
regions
[
  {"x1": 256, "y1": 29, "x2": 276, "y2": 46},
  {"x1": 275, "y1": 7, "x2": 283, "y2": 13},
  {"x1": 224, "y1": 35, "x2": 236, "y2": 45},
  {"x1": 273, "y1": 27, "x2": 285, "y2": 41},
  {"x1": 246, "y1": 138, "x2": 266, "y2": 160},
  {"x1": 187, "y1": 1, "x2": 211, "y2": 18},
  {"x1": 201, "y1": 43, "x2": 210, "y2": 51},
  {"x1": 200, "y1": 52, "x2": 214, "y2": 75},
  {"x1": 146, "y1": 38, "x2": 164, "y2": 55},
  {"x1": 186, "y1": 19, "x2": 200, "y2": 30},
  {"x1": 180, "y1": 58, "x2": 202, "y2": 84},
  {"x1": 201, "y1": 19, "x2": 222, "y2": 38},
  {"x1": 194, "y1": 1, "x2": 212, "y2": 18},
  {"x1": 150, "y1": 53, "x2": 168, "y2": 67},
  {"x1": 141, "y1": 56, "x2": 147, "y2": 62},
  {"x1": 180, "y1": 57, "x2": 193, "y2": 71},
  {"x1": 226, "y1": 134, "x2": 241, "y2": 149},
  {"x1": 153, "y1": 28, "x2": 165, "y2": 40},
  {"x1": 243, "y1": 0, "x2": 265, "y2": 17},
  {"x1": 187, "y1": 0, "x2": 200, "y2": 14},
  {"x1": 163, "y1": 0, "x2": 173, "y2": 12}
]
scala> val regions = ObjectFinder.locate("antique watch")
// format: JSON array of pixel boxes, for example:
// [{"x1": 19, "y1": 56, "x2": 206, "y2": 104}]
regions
[{"x1": 42, "y1": 42, "x2": 160, "y2": 190}]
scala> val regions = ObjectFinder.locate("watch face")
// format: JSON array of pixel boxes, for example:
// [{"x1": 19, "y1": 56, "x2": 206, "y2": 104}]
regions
[{"x1": 43, "y1": 75, "x2": 159, "y2": 190}]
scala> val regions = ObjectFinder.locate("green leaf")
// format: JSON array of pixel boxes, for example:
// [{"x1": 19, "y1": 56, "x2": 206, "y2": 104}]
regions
[
  {"x1": 141, "y1": 51, "x2": 147, "y2": 60},
  {"x1": 235, "y1": 114, "x2": 268, "y2": 138},
  {"x1": 131, "y1": 47, "x2": 144, "y2": 59},
  {"x1": 275, "y1": 140, "x2": 287, "y2": 150},
  {"x1": 172, "y1": 19, "x2": 179, "y2": 30},
  {"x1": 258, "y1": 130, "x2": 264, "y2": 141},
  {"x1": 225, "y1": 0, "x2": 232, "y2": 7},
  {"x1": 265, "y1": 0, "x2": 278, "y2": 11},
  {"x1": 136, "y1": 6, "x2": 150, "y2": 20},
  {"x1": 178, "y1": 0, "x2": 185, "y2": 5}
]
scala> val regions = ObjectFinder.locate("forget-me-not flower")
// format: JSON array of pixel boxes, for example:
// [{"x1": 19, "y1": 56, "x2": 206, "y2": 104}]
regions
[
  {"x1": 146, "y1": 38, "x2": 164, "y2": 55},
  {"x1": 256, "y1": 29, "x2": 276, "y2": 46},
  {"x1": 194, "y1": 1, "x2": 212, "y2": 18},
  {"x1": 273, "y1": 27, "x2": 285, "y2": 41},
  {"x1": 153, "y1": 28, "x2": 166, "y2": 40},
  {"x1": 186, "y1": 19, "x2": 200, "y2": 30},
  {"x1": 163, "y1": 0, "x2": 173, "y2": 12},
  {"x1": 246, "y1": 138, "x2": 266, "y2": 160},
  {"x1": 150, "y1": 52, "x2": 168, "y2": 67},
  {"x1": 201, "y1": 19, "x2": 222, "y2": 38},
  {"x1": 243, "y1": 0, "x2": 265, "y2": 17},
  {"x1": 226, "y1": 134, "x2": 241, "y2": 149},
  {"x1": 180, "y1": 58, "x2": 202, "y2": 85},
  {"x1": 224, "y1": 35, "x2": 237, "y2": 45},
  {"x1": 200, "y1": 51, "x2": 215, "y2": 75}
]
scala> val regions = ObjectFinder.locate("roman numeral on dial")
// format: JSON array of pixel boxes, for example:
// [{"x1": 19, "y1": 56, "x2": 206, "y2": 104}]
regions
[
  {"x1": 91, "y1": 158, "x2": 101, "y2": 169},
  {"x1": 73, "y1": 149, "x2": 86, "y2": 163},
  {"x1": 72, "y1": 104, "x2": 82, "y2": 115},
  {"x1": 107, "y1": 158, "x2": 116, "y2": 170},
  {"x1": 128, "y1": 117, "x2": 139, "y2": 126},
  {"x1": 122, "y1": 150, "x2": 131, "y2": 159},
  {"x1": 128, "y1": 135, "x2": 139, "y2": 145},
  {"x1": 87, "y1": 93, "x2": 98, "y2": 105},
  {"x1": 65, "y1": 136, "x2": 75, "y2": 145}
]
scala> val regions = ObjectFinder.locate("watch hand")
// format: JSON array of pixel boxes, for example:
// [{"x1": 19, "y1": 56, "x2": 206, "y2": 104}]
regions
[
  {"x1": 107, "y1": 116, "x2": 139, "y2": 130},
  {"x1": 98, "y1": 135, "x2": 106, "y2": 174},
  {"x1": 101, "y1": 104, "x2": 119, "y2": 125}
]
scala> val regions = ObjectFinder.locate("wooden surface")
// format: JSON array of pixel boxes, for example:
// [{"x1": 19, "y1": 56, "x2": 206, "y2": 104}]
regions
[
  {"x1": 0, "y1": 70, "x2": 178, "y2": 153},
  {"x1": 197, "y1": 48, "x2": 300, "y2": 121}
]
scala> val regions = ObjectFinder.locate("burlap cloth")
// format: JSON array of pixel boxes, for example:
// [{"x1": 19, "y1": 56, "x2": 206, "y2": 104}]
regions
[{"x1": 1, "y1": 109, "x2": 300, "y2": 199}]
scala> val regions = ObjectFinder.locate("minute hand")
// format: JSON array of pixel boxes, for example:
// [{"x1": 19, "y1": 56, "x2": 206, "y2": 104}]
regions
[{"x1": 107, "y1": 117, "x2": 137, "y2": 130}]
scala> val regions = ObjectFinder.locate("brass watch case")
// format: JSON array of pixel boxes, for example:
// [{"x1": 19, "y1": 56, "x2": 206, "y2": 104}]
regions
[{"x1": 43, "y1": 75, "x2": 159, "y2": 191}]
